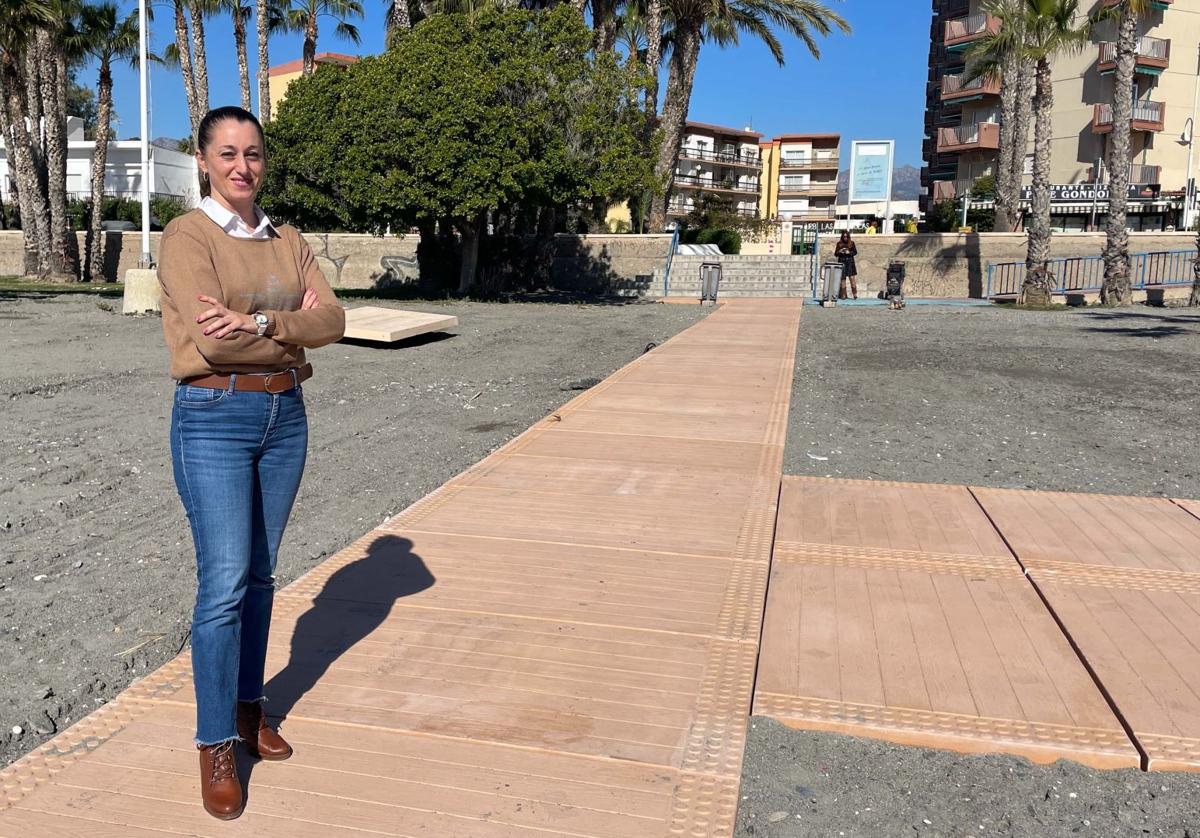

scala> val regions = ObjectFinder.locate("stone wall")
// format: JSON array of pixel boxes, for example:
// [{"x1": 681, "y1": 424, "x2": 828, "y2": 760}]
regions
[
  {"x1": 0, "y1": 229, "x2": 419, "y2": 289},
  {"x1": 551, "y1": 234, "x2": 672, "y2": 295},
  {"x1": 1, "y1": 230, "x2": 662, "y2": 294},
  {"x1": 817, "y1": 232, "x2": 1198, "y2": 298}
]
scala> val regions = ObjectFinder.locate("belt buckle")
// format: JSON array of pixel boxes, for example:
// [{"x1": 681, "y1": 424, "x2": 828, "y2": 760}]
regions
[{"x1": 264, "y1": 369, "x2": 296, "y2": 394}]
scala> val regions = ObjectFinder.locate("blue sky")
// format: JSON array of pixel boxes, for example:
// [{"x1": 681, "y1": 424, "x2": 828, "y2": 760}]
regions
[{"x1": 101, "y1": 0, "x2": 929, "y2": 166}]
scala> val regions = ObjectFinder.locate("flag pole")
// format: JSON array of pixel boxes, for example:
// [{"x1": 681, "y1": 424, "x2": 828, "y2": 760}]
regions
[{"x1": 138, "y1": 0, "x2": 152, "y2": 267}]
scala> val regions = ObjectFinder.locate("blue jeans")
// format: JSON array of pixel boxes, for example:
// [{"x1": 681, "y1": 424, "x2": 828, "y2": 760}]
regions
[{"x1": 170, "y1": 381, "x2": 308, "y2": 745}]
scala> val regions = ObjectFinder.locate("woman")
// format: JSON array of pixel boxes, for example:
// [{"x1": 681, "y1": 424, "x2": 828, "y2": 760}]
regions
[
  {"x1": 157, "y1": 105, "x2": 345, "y2": 820},
  {"x1": 835, "y1": 230, "x2": 858, "y2": 299}
]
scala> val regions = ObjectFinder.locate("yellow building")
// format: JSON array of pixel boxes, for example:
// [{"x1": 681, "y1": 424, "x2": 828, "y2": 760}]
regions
[
  {"x1": 267, "y1": 52, "x2": 360, "y2": 121},
  {"x1": 758, "y1": 133, "x2": 840, "y2": 224}
]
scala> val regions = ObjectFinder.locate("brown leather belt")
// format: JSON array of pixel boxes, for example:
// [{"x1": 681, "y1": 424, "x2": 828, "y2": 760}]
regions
[{"x1": 184, "y1": 363, "x2": 312, "y2": 394}]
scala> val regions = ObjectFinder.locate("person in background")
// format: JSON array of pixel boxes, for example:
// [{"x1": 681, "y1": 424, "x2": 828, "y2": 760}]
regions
[
  {"x1": 157, "y1": 105, "x2": 345, "y2": 820},
  {"x1": 835, "y1": 230, "x2": 859, "y2": 300}
]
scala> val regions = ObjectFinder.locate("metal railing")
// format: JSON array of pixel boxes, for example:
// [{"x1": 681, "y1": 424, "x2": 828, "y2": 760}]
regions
[
  {"x1": 939, "y1": 122, "x2": 993, "y2": 146},
  {"x1": 942, "y1": 74, "x2": 990, "y2": 95},
  {"x1": 1087, "y1": 163, "x2": 1162, "y2": 185},
  {"x1": 1098, "y1": 35, "x2": 1170, "y2": 64},
  {"x1": 1095, "y1": 100, "x2": 1164, "y2": 126},
  {"x1": 662, "y1": 224, "x2": 681, "y2": 296},
  {"x1": 672, "y1": 173, "x2": 759, "y2": 194},
  {"x1": 778, "y1": 181, "x2": 838, "y2": 196},
  {"x1": 779, "y1": 155, "x2": 839, "y2": 169},
  {"x1": 677, "y1": 145, "x2": 761, "y2": 167},
  {"x1": 985, "y1": 249, "x2": 1196, "y2": 298},
  {"x1": 945, "y1": 12, "x2": 997, "y2": 42}
]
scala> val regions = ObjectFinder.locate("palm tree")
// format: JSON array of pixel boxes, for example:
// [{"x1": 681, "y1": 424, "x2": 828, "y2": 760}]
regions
[
  {"x1": 285, "y1": 0, "x2": 363, "y2": 76},
  {"x1": 169, "y1": 0, "x2": 203, "y2": 138},
  {"x1": 1098, "y1": 0, "x2": 1153, "y2": 307},
  {"x1": 643, "y1": 0, "x2": 662, "y2": 116},
  {"x1": 0, "y1": 0, "x2": 55, "y2": 276},
  {"x1": 257, "y1": 0, "x2": 271, "y2": 119},
  {"x1": 647, "y1": 0, "x2": 849, "y2": 231},
  {"x1": 36, "y1": 0, "x2": 82, "y2": 281},
  {"x1": 965, "y1": 0, "x2": 1031, "y2": 233},
  {"x1": 384, "y1": 0, "x2": 412, "y2": 44},
  {"x1": 220, "y1": 0, "x2": 254, "y2": 109},
  {"x1": 1018, "y1": 0, "x2": 1089, "y2": 303},
  {"x1": 73, "y1": 2, "x2": 141, "y2": 282}
]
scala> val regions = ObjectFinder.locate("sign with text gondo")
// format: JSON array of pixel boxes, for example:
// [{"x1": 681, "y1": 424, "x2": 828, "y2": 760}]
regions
[{"x1": 849, "y1": 140, "x2": 895, "y2": 204}]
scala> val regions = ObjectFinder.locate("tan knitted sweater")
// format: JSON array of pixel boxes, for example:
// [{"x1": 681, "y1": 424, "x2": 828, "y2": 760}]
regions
[{"x1": 157, "y1": 209, "x2": 345, "y2": 380}]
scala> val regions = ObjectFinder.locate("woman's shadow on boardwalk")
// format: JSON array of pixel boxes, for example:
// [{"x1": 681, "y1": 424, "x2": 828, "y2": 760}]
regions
[{"x1": 258, "y1": 533, "x2": 435, "y2": 743}]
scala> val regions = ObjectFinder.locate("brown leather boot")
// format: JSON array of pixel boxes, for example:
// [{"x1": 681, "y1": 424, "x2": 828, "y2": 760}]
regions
[
  {"x1": 197, "y1": 741, "x2": 243, "y2": 820},
  {"x1": 237, "y1": 700, "x2": 293, "y2": 761}
]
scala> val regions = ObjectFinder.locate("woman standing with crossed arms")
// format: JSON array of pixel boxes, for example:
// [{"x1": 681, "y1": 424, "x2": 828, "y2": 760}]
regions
[{"x1": 157, "y1": 105, "x2": 344, "y2": 820}]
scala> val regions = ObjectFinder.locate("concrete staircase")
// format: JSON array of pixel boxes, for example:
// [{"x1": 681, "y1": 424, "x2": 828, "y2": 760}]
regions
[{"x1": 650, "y1": 254, "x2": 814, "y2": 298}]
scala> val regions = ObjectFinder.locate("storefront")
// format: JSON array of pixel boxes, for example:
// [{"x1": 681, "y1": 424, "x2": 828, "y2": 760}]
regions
[{"x1": 1013, "y1": 184, "x2": 1183, "y2": 232}]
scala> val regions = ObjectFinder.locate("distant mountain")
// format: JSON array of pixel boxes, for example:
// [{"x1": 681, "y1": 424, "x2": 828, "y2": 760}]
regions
[{"x1": 836, "y1": 165, "x2": 921, "y2": 202}]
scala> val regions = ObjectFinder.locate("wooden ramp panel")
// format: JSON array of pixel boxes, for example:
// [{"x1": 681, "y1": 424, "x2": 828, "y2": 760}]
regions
[
  {"x1": 0, "y1": 299, "x2": 802, "y2": 837},
  {"x1": 342, "y1": 305, "x2": 459, "y2": 343},
  {"x1": 754, "y1": 478, "x2": 1139, "y2": 769},
  {"x1": 974, "y1": 488, "x2": 1200, "y2": 771}
]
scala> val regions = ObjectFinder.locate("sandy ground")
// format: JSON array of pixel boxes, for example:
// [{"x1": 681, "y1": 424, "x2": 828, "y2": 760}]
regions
[
  {"x1": 0, "y1": 292, "x2": 705, "y2": 767},
  {"x1": 735, "y1": 303, "x2": 1200, "y2": 838}
]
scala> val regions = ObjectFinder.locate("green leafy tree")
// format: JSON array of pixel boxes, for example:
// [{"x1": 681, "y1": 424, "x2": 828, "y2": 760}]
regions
[{"x1": 263, "y1": 6, "x2": 656, "y2": 293}]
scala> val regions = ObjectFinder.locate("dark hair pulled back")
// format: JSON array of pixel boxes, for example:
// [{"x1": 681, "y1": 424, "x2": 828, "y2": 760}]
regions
[{"x1": 196, "y1": 106, "x2": 265, "y2": 153}]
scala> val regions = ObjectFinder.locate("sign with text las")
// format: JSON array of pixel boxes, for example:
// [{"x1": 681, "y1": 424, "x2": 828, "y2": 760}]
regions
[
  {"x1": 1020, "y1": 183, "x2": 1161, "y2": 203},
  {"x1": 849, "y1": 140, "x2": 894, "y2": 203}
]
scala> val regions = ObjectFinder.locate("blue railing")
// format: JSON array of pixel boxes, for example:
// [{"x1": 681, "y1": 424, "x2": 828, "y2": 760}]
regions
[
  {"x1": 663, "y1": 225, "x2": 681, "y2": 296},
  {"x1": 985, "y1": 249, "x2": 1196, "y2": 298}
]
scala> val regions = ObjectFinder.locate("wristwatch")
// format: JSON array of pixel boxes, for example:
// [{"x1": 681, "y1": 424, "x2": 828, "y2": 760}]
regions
[{"x1": 253, "y1": 312, "x2": 270, "y2": 336}]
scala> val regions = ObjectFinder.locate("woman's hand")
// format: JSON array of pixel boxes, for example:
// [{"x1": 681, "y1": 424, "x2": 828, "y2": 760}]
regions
[
  {"x1": 301, "y1": 288, "x2": 320, "y2": 310},
  {"x1": 196, "y1": 295, "x2": 255, "y2": 339}
]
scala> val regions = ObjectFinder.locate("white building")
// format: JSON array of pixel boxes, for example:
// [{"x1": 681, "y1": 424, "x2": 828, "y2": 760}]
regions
[
  {"x1": 833, "y1": 199, "x2": 922, "y2": 231},
  {"x1": 667, "y1": 121, "x2": 763, "y2": 223},
  {"x1": 1, "y1": 116, "x2": 199, "y2": 209}
]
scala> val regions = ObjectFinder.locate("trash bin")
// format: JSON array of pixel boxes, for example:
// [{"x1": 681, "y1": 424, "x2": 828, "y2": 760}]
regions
[
  {"x1": 820, "y1": 261, "x2": 844, "y2": 305},
  {"x1": 699, "y1": 262, "x2": 721, "y2": 303}
]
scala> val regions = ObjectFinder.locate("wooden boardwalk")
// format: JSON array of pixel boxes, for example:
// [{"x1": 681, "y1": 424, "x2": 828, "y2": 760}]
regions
[
  {"x1": 0, "y1": 299, "x2": 802, "y2": 837},
  {"x1": 755, "y1": 478, "x2": 1200, "y2": 773}
]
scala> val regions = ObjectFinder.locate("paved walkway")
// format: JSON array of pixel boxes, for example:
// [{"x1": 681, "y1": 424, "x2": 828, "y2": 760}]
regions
[{"x1": 0, "y1": 299, "x2": 803, "y2": 837}]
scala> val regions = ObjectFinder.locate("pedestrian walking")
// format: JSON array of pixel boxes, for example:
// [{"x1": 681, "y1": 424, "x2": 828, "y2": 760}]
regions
[
  {"x1": 157, "y1": 105, "x2": 345, "y2": 820},
  {"x1": 834, "y1": 230, "x2": 859, "y2": 299}
]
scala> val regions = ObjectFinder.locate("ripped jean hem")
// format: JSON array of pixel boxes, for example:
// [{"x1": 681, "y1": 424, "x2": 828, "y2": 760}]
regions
[{"x1": 195, "y1": 734, "x2": 242, "y2": 748}]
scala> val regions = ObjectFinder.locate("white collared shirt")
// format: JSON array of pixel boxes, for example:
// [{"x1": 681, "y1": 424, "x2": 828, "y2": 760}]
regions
[{"x1": 200, "y1": 196, "x2": 276, "y2": 240}]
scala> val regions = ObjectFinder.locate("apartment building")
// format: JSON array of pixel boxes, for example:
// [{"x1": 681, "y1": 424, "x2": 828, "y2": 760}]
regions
[
  {"x1": 922, "y1": 0, "x2": 1196, "y2": 231},
  {"x1": 666, "y1": 121, "x2": 764, "y2": 221},
  {"x1": 267, "y1": 53, "x2": 360, "y2": 120},
  {"x1": 759, "y1": 133, "x2": 840, "y2": 226}
]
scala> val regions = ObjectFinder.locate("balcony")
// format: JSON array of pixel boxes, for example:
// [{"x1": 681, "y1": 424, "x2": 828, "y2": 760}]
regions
[
  {"x1": 779, "y1": 154, "x2": 840, "y2": 171},
  {"x1": 1092, "y1": 101, "x2": 1164, "y2": 134},
  {"x1": 936, "y1": 121, "x2": 1001, "y2": 153},
  {"x1": 941, "y1": 72, "x2": 1001, "y2": 103},
  {"x1": 1097, "y1": 36, "x2": 1170, "y2": 75},
  {"x1": 672, "y1": 173, "x2": 760, "y2": 195},
  {"x1": 778, "y1": 181, "x2": 838, "y2": 198},
  {"x1": 667, "y1": 203, "x2": 758, "y2": 218},
  {"x1": 677, "y1": 145, "x2": 762, "y2": 169},
  {"x1": 780, "y1": 208, "x2": 836, "y2": 222},
  {"x1": 1086, "y1": 163, "x2": 1162, "y2": 185},
  {"x1": 1103, "y1": 0, "x2": 1170, "y2": 8},
  {"x1": 944, "y1": 13, "x2": 1000, "y2": 50}
]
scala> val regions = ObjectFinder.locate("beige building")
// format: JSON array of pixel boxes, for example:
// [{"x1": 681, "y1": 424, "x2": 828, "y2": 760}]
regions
[
  {"x1": 758, "y1": 133, "x2": 840, "y2": 224},
  {"x1": 923, "y1": 0, "x2": 1197, "y2": 230},
  {"x1": 266, "y1": 53, "x2": 360, "y2": 121},
  {"x1": 666, "y1": 121, "x2": 764, "y2": 222}
]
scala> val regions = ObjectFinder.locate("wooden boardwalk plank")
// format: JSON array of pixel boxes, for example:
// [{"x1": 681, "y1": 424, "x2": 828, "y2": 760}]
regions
[
  {"x1": 755, "y1": 478, "x2": 1140, "y2": 769},
  {"x1": 0, "y1": 299, "x2": 802, "y2": 837}
]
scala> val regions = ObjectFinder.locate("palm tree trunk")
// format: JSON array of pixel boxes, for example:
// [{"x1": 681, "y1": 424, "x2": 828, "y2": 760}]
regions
[
  {"x1": 174, "y1": 0, "x2": 202, "y2": 138},
  {"x1": 189, "y1": 0, "x2": 211, "y2": 114},
  {"x1": 1007, "y1": 58, "x2": 1033, "y2": 231},
  {"x1": 87, "y1": 61, "x2": 115, "y2": 283},
  {"x1": 302, "y1": 16, "x2": 318, "y2": 76},
  {"x1": 37, "y1": 29, "x2": 75, "y2": 281},
  {"x1": 256, "y1": 0, "x2": 271, "y2": 121},
  {"x1": 644, "y1": 0, "x2": 662, "y2": 117},
  {"x1": 1100, "y1": 3, "x2": 1136, "y2": 306},
  {"x1": 648, "y1": 22, "x2": 701, "y2": 232},
  {"x1": 993, "y1": 54, "x2": 1018, "y2": 234},
  {"x1": 1023, "y1": 56, "x2": 1054, "y2": 303},
  {"x1": 571, "y1": 0, "x2": 586, "y2": 16},
  {"x1": 1, "y1": 55, "x2": 52, "y2": 278},
  {"x1": 234, "y1": 10, "x2": 252, "y2": 111},
  {"x1": 388, "y1": 0, "x2": 411, "y2": 43}
]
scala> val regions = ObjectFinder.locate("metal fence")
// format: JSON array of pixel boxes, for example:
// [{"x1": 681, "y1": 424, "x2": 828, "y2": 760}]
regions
[{"x1": 985, "y1": 249, "x2": 1196, "y2": 298}]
